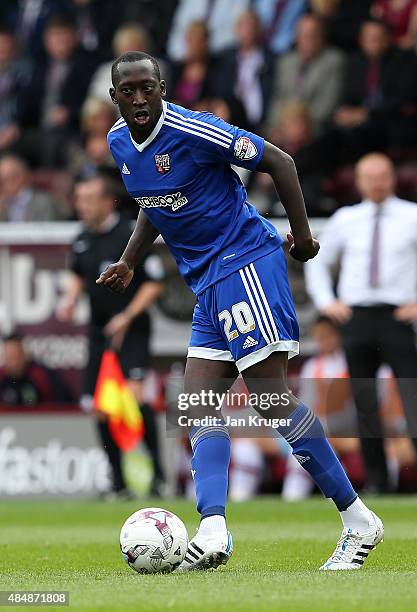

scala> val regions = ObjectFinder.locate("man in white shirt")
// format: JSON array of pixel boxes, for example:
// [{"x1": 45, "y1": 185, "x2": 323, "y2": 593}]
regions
[{"x1": 305, "y1": 153, "x2": 417, "y2": 492}]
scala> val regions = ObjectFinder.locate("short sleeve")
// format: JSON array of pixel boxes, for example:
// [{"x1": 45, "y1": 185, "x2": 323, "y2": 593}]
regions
[
  {"x1": 69, "y1": 237, "x2": 85, "y2": 277},
  {"x1": 186, "y1": 111, "x2": 265, "y2": 171},
  {"x1": 142, "y1": 253, "x2": 165, "y2": 282}
]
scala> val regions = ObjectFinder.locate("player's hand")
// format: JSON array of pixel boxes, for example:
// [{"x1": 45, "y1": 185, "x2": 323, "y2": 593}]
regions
[
  {"x1": 321, "y1": 300, "x2": 352, "y2": 324},
  {"x1": 96, "y1": 261, "x2": 134, "y2": 294},
  {"x1": 394, "y1": 303, "x2": 417, "y2": 324},
  {"x1": 287, "y1": 232, "x2": 320, "y2": 262}
]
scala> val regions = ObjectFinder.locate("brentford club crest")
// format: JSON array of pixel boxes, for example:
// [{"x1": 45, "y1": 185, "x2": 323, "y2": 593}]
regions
[{"x1": 155, "y1": 153, "x2": 171, "y2": 174}]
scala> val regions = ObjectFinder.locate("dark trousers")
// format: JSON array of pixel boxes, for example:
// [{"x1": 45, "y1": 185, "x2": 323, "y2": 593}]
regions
[
  {"x1": 96, "y1": 418, "x2": 126, "y2": 492},
  {"x1": 341, "y1": 306, "x2": 417, "y2": 490},
  {"x1": 141, "y1": 403, "x2": 165, "y2": 483},
  {"x1": 96, "y1": 405, "x2": 165, "y2": 493}
]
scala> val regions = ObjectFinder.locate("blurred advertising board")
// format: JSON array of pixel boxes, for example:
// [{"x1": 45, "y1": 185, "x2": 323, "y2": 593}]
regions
[{"x1": 0, "y1": 411, "x2": 110, "y2": 497}]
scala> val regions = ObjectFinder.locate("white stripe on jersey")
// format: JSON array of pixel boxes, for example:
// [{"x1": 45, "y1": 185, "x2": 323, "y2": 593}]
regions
[
  {"x1": 165, "y1": 108, "x2": 233, "y2": 142},
  {"x1": 165, "y1": 111, "x2": 232, "y2": 146},
  {"x1": 239, "y1": 268, "x2": 272, "y2": 345},
  {"x1": 109, "y1": 117, "x2": 125, "y2": 129},
  {"x1": 164, "y1": 120, "x2": 230, "y2": 149},
  {"x1": 108, "y1": 120, "x2": 127, "y2": 134}
]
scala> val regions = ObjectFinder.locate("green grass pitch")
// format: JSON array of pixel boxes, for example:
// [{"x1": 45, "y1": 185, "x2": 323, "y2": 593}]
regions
[{"x1": 1, "y1": 496, "x2": 416, "y2": 611}]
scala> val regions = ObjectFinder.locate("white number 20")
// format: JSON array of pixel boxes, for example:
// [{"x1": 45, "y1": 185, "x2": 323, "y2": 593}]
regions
[{"x1": 218, "y1": 301, "x2": 256, "y2": 342}]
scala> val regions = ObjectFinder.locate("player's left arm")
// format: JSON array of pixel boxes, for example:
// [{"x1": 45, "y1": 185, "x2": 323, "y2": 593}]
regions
[
  {"x1": 187, "y1": 112, "x2": 319, "y2": 262},
  {"x1": 257, "y1": 141, "x2": 320, "y2": 262}
]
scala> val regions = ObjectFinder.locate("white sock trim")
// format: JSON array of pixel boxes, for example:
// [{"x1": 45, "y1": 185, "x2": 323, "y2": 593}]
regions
[
  {"x1": 340, "y1": 497, "x2": 373, "y2": 532},
  {"x1": 199, "y1": 515, "x2": 227, "y2": 536}
]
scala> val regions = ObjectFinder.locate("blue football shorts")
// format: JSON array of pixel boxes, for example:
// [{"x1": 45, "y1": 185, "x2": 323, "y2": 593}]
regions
[{"x1": 188, "y1": 247, "x2": 299, "y2": 371}]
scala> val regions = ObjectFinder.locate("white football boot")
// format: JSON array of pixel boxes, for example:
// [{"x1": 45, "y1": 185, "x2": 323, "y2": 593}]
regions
[
  {"x1": 320, "y1": 511, "x2": 384, "y2": 570},
  {"x1": 175, "y1": 530, "x2": 233, "y2": 572}
]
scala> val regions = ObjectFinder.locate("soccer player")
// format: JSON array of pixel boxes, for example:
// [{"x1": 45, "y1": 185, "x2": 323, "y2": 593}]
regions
[{"x1": 97, "y1": 51, "x2": 384, "y2": 571}]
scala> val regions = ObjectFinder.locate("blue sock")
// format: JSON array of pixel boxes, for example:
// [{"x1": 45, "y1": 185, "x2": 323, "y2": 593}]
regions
[
  {"x1": 189, "y1": 421, "x2": 231, "y2": 519},
  {"x1": 279, "y1": 403, "x2": 357, "y2": 511}
]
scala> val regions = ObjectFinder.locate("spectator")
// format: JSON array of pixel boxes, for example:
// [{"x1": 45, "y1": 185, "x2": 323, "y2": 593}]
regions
[
  {"x1": 3, "y1": 0, "x2": 69, "y2": 60},
  {"x1": 0, "y1": 28, "x2": 33, "y2": 153},
  {"x1": 193, "y1": 97, "x2": 251, "y2": 135},
  {"x1": 214, "y1": 10, "x2": 274, "y2": 128},
  {"x1": 253, "y1": 0, "x2": 308, "y2": 56},
  {"x1": 68, "y1": 98, "x2": 117, "y2": 180},
  {"x1": 123, "y1": 0, "x2": 178, "y2": 58},
  {"x1": 267, "y1": 14, "x2": 344, "y2": 136},
  {"x1": 80, "y1": 97, "x2": 117, "y2": 138},
  {"x1": 171, "y1": 21, "x2": 217, "y2": 108},
  {"x1": 310, "y1": 0, "x2": 373, "y2": 51},
  {"x1": 68, "y1": 0, "x2": 122, "y2": 57},
  {"x1": 309, "y1": 0, "x2": 340, "y2": 18},
  {"x1": 333, "y1": 19, "x2": 417, "y2": 158},
  {"x1": 305, "y1": 152, "x2": 417, "y2": 493},
  {"x1": 0, "y1": 1, "x2": 16, "y2": 25},
  {"x1": 0, "y1": 154, "x2": 61, "y2": 221},
  {"x1": 19, "y1": 14, "x2": 97, "y2": 167},
  {"x1": 70, "y1": 133, "x2": 115, "y2": 183},
  {"x1": 265, "y1": 101, "x2": 329, "y2": 215},
  {"x1": 293, "y1": 316, "x2": 354, "y2": 434},
  {"x1": 57, "y1": 174, "x2": 166, "y2": 498},
  {"x1": 88, "y1": 23, "x2": 168, "y2": 105},
  {"x1": 68, "y1": 97, "x2": 134, "y2": 214},
  {"x1": 0, "y1": 333, "x2": 72, "y2": 405},
  {"x1": 372, "y1": 0, "x2": 417, "y2": 48},
  {"x1": 167, "y1": 0, "x2": 250, "y2": 62}
]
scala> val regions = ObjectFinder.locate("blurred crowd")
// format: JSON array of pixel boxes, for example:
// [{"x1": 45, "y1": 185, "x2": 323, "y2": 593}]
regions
[{"x1": 0, "y1": 0, "x2": 417, "y2": 220}]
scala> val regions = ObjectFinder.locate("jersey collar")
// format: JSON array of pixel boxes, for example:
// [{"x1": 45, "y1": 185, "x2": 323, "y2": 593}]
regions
[{"x1": 129, "y1": 100, "x2": 167, "y2": 153}]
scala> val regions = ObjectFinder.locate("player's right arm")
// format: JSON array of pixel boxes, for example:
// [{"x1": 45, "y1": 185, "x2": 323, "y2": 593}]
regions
[{"x1": 96, "y1": 209, "x2": 160, "y2": 293}]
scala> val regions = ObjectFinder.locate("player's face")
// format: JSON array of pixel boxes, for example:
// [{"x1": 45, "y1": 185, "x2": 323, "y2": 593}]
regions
[{"x1": 110, "y1": 60, "x2": 166, "y2": 134}]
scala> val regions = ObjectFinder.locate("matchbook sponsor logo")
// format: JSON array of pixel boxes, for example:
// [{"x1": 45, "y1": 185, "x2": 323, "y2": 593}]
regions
[{"x1": 134, "y1": 192, "x2": 188, "y2": 211}]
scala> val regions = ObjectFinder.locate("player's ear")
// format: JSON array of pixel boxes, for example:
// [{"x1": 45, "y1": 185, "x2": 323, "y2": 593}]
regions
[
  {"x1": 109, "y1": 87, "x2": 118, "y2": 105},
  {"x1": 160, "y1": 80, "x2": 167, "y2": 98}
]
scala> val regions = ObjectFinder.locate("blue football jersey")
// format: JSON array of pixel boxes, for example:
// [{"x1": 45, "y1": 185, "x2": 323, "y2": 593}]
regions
[{"x1": 108, "y1": 100, "x2": 283, "y2": 295}]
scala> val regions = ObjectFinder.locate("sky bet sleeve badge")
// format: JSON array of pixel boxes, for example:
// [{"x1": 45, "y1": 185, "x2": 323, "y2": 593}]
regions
[
  {"x1": 155, "y1": 153, "x2": 171, "y2": 174},
  {"x1": 233, "y1": 136, "x2": 258, "y2": 160}
]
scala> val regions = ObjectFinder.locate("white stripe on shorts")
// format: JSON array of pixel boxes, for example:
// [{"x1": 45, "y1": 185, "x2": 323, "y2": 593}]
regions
[
  {"x1": 248, "y1": 263, "x2": 279, "y2": 343},
  {"x1": 241, "y1": 266, "x2": 276, "y2": 343},
  {"x1": 239, "y1": 268, "x2": 272, "y2": 344}
]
